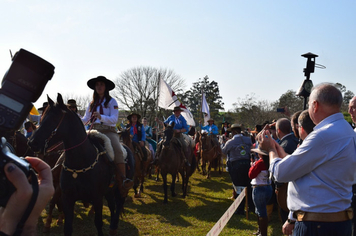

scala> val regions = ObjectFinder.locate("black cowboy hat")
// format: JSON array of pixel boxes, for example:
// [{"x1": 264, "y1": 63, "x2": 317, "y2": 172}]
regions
[
  {"x1": 67, "y1": 99, "x2": 79, "y2": 108},
  {"x1": 38, "y1": 102, "x2": 48, "y2": 111},
  {"x1": 173, "y1": 106, "x2": 184, "y2": 112},
  {"x1": 127, "y1": 112, "x2": 141, "y2": 121},
  {"x1": 87, "y1": 76, "x2": 115, "y2": 91}
]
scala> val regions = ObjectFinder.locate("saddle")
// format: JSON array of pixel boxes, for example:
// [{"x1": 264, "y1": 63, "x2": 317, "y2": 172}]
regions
[{"x1": 132, "y1": 141, "x2": 147, "y2": 162}]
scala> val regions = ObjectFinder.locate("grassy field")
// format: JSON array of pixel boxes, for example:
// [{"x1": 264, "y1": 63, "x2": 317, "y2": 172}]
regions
[{"x1": 37, "y1": 168, "x2": 285, "y2": 236}]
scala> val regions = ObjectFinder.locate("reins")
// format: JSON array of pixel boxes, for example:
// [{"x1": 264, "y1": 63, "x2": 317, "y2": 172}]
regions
[{"x1": 44, "y1": 112, "x2": 95, "y2": 154}]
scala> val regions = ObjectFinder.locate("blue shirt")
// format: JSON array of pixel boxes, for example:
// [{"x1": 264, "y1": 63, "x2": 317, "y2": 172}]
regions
[
  {"x1": 270, "y1": 113, "x2": 356, "y2": 213},
  {"x1": 201, "y1": 124, "x2": 219, "y2": 135},
  {"x1": 164, "y1": 114, "x2": 189, "y2": 131},
  {"x1": 129, "y1": 123, "x2": 146, "y2": 143}
]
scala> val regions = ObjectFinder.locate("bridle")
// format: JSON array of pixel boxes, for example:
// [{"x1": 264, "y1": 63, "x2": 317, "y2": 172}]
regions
[
  {"x1": 43, "y1": 110, "x2": 92, "y2": 154},
  {"x1": 43, "y1": 110, "x2": 66, "y2": 154}
]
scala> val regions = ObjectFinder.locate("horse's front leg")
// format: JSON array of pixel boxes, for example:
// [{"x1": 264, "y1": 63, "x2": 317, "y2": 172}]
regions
[
  {"x1": 62, "y1": 197, "x2": 75, "y2": 236},
  {"x1": 162, "y1": 171, "x2": 168, "y2": 203},
  {"x1": 93, "y1": 198, "x2": 104, "y2": 236},
  {"x1": 207, "y1": 162, "x2": 211, "y2": 179},
  {"x1": 171, "y1": 173, "x2": 177, "y2": 197}
]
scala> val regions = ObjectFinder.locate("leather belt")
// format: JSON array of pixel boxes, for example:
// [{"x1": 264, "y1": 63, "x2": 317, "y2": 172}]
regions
[
  {"x1": 294, "y1": 208, "x2": 353, "y2": 222},
  {"x1": 92, "y1": 123, "x2": 116, "y2": 132},
  {"x1": 252, "y1": 184, "x2": 270, "y2": 188}
]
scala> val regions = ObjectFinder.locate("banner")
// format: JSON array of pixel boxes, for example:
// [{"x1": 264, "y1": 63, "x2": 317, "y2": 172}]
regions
[
  {"x1": 158, "y1": 78, "x2": 195, "y2": 126},
  {"x1": 202, "y1": 93, "x2": 210, "y2": 126}
]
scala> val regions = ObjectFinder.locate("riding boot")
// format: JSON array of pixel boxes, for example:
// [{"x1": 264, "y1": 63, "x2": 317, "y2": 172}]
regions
[
  {"x1": 258, "y1": 217, "x2": 268, "y2": 236},
  {"x1": 115, "y1": 163, "x2": 134, "y2": 198}
]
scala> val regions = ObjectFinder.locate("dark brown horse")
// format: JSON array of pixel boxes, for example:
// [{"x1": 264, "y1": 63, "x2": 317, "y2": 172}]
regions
[
  {"x1": 29, "y1": 94, "x2": 126, "y2": 236},
  {"x1": 199, "y1": 131, "x2": 222, "y2": 179},
  {"x1": 3, "y1": 130, "x2": 34, "y2": 157},
  {"x1": 158, "y1": 123, "x2": 196, "y2": 203},
  {"x1": 37, "y1": 143, "x2": 65, "y2": 232},
  {"x1": 119, "y1": 129, "x2": 152, "y2": 198}
]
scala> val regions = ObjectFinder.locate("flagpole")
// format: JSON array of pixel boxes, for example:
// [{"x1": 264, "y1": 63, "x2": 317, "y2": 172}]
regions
[
  {"x1": 200, "y1": 88, "x2": 204, "y2": 130},
  {"x1": 155, "y1": 73, "x2": 161, "y2": 143}
]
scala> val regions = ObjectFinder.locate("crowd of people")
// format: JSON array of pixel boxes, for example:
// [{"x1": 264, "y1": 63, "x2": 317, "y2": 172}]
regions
[{"x1": 2, "y1": 80, "x2": 356, "y2": 236}]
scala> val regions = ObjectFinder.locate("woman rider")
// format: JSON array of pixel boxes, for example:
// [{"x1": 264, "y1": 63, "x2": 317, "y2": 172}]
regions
[{"x1": 81, "y1": 76, "x2": 133, "y2": 197}]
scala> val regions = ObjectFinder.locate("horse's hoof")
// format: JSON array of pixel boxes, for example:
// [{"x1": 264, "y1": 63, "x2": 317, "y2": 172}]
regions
[
  {"x1": 134, "y1": 193, "x2": 141, "y2": 198},
  {"x1": 206, "y1": 175, "x2": 210, "y2": 179}
]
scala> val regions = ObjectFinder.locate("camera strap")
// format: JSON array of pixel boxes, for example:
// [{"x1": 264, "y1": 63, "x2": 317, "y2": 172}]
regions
[{"x1": 13, "y1": 169, "x2": 39, "y2": 236}]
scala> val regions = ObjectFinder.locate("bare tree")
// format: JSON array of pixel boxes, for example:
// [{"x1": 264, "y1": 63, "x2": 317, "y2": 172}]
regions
[
  {"x1": 113, "y1": 67, "x2": 185, "y2": 122},
  {"x1": 230, "y1": 93, "x2": 277, "y2": 128},
  {"x1": 61, "y1": 93, "x2": 91, "y2": 116}
]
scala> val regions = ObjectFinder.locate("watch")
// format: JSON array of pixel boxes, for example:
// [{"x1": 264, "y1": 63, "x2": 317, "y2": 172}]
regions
[{"x1": 287, "y1": 219, "x2": 296, "y2": 224}]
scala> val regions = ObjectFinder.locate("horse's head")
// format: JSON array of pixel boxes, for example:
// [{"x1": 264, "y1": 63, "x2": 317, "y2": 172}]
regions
[
  {"x1": 28, "y1": 93, "x2": 77, "y2": 153},
  {"x1": 163, "y1": 122, "x2": 175, "y2": 146},
  {"x1": 199, "y1": 130, "x2": 210, "y2": 148},
  {"x1": 118, "y1": 128, "x2": 131, "y2": 144}
]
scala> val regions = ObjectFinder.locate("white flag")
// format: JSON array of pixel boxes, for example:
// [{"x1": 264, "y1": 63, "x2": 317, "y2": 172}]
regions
[
  {"x1": 158, "y1": 78, "x2": 196, "y2": 126},
  {"x1": 202, "y1": 93, "x2": 210, "y2": 126}
]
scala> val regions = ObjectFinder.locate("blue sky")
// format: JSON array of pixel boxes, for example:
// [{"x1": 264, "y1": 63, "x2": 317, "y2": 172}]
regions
[{"x1": 1, "y1": 1, "x2": 356, "y2": 111}]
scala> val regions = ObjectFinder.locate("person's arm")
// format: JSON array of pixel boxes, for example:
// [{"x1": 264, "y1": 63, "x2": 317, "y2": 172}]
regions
[
  {"x1": 0, "y1": 157, "x2": 54, "y2": 236},
  {"x1": 140, "y1": 124, "x2": 146, "y2": 144},
  {"x1": 81, "y1": 102, "x2": 91, "y2": 124}
]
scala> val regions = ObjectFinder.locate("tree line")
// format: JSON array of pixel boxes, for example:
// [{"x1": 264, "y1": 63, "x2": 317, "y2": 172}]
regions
[{"x1": 60, "y1": 66, "x2": 355, "y2": 129}]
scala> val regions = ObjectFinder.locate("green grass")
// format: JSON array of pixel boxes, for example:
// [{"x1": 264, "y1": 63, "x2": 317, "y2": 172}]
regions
[{"x1": 37, "y1": 168, "x2": 284, "y2": 236}]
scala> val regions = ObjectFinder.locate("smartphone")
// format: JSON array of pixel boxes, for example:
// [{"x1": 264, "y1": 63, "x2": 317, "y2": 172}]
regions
[{"x1": 276, "y1": 108, "x2": 285, "y2": 112}]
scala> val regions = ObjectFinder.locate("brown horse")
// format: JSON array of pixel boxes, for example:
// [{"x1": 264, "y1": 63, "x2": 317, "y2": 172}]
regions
[
  {"x1": 119, "y1": 129, "x2": 152, "y2": 198},
  {"x1": 199, "y1": 131, "x2": 222, "y2": 179},
  {"x1": 37, "y1": 143, "x2": 65, "y2": 233},
  {"x1": 158, "y1": 123, "x2": 196, "y2": 203},
  {"x1": 3, "y1": 130, "x2": 34, "y2": 157}
]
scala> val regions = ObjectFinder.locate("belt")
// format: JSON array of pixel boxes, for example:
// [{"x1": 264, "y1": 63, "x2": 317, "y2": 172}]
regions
[
  {"x1": 294, "y1": 208, "x2": 353, "y2": 222},
  {"x1": 92, "y1": 123, "x2": 116, "y2": 132},
  {"x1": 252, "y1": 184, "x2": 270, "y2": 188}
]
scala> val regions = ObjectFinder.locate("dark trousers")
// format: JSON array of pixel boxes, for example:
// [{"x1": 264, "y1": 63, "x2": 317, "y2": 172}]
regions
[
  {"x1": 352, "y1": 184, "x2": 356, "y2": 236},
  {"x1": 227, "y1": 159, "x2": 254, "y2": 212},
  {"x1": 293, "y1": 220, "x2": 352, "y2": 236}
]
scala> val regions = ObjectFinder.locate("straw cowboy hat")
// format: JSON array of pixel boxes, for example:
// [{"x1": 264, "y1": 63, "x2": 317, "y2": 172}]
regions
[
  {"x1": 127, "y1": 112, "x2": 141, "y2": 121},
  {"x1": 227, "y1": 123, "x2": 242, "y2": 131},
  {"x1": 207, "y1": 118, "x2": 214, "y2": 123},
  {"x1": 173, "y1": 106, "x2": 184, "y2": 112},
  {"x1": 67, "y1": 99, "x2": 79, "y2": 108},
  {"x1": 251, "y1": 147, "x2": 268, "y2": 156},
  {"x1": 38, "y1": 102, "x2": 48, "y2": 111},
  {"x1": 87, "y1": 76, "x2": 115, "y2": 91}
]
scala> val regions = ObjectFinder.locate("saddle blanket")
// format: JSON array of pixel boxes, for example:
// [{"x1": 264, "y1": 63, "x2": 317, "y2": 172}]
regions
[{"x1": 87, "y1": 130, "x2": 127, "y2": 161}]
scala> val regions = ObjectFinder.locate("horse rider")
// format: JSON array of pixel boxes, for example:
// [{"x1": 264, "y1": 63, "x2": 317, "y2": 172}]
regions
[
  {"x1": 67, "y1": 99, "x2": 82, "y2": 118},
  {"x1": 126, "y1": 112, "x2": 148, "y2": 161},
  {"x1": 165, "y1": 106, "x2": 191, "y2": 166},
  {"x1": 81, "y1": 75, "x2": 133, "y2": 197},
  {"x1": 200, "y1": 118, "x2": 221, "y2": 154}
]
